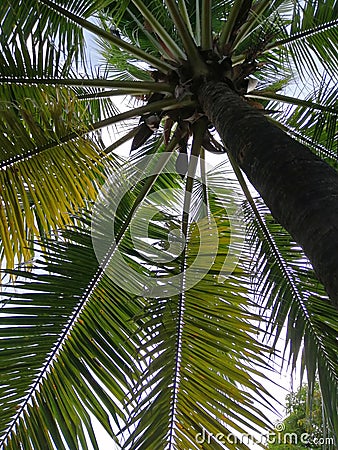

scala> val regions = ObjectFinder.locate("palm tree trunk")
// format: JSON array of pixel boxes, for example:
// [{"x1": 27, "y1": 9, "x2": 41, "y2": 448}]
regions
[{"x1": 199, "y1": 81, "x2": 338, "y2": 309}]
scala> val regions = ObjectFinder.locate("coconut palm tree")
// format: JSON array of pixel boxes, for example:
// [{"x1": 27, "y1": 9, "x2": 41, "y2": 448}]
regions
[{"x1": 0, "y1": 0, "x2": 337, "y2": 449}]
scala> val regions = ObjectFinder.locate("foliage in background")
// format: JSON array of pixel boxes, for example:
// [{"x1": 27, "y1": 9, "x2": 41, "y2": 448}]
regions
[{"x1": 268, "y1": 382, "x2": 334, "y2": 449}]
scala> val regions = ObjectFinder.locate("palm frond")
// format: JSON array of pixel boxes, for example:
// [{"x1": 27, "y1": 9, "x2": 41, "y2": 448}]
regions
[
  {"x1": 265, "y1": 0, "x2": 338, "y2": 81},
  {"x1": 38, "y1": 0, "x2": 173, "y2": 74},
  {"x1": 0, "y1": 148, "x2": 181, "y2": 447},
  {"x1": 232, "y1": 165, "x2": 338, "y2": 438},
  {"x1": 251, "y1": 207, "x2": 338, "y2": 438},
  {"x1": 1, "y1": 0, "x2": 93, "y2": 74},
  {"x1": 120, "y1": 163, "x2": 275, "y2": 449},
  {"x1": 246, "y1": 80, "x2": 338, "y2": 164},
  {"x1": 164, "y1": 0, "x2": 207, "y2": 73},
  {"x1": 0, "y1": 219, "x2": 143, "y2": 449},
  {"x1": 284, "y1": 79, "x2": 338, "y2": 161},
  {"x1": 0, "y1": 83, "x2": 107, "y2": 267},
  {"x1": 0, "y1": 151, "x2": 276, "y2": 449}
]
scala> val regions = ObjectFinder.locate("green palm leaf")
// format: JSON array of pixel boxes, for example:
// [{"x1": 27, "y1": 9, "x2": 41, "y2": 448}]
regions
[
  {"x1": 122, "y1": 214, "x2": 273, "y2": 449},
  {"x1": 266, "y1": 0, "x2": 338, "y2": 81},
  {"x1": 0, "y1": 83, "x2": 109, "y2": 267},
  {"x1": 1, "y1": 158, "x2": 275, "y2": 449},
  {"x1": 0, "y1": 220, "x2": 143, "y2": 449},
  {"x1": 1, "y1": 0, "x2": 338, "y2": 448},
  {"x1": 246, "y1": 80, "x2": 338, "y2": 166},
  {"x1": 241, "y1": 195, "x2": 338, "y2": 437}
]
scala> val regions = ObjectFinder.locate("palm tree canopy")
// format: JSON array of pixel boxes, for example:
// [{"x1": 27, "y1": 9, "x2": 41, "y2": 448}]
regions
[{"x1": 0, "y1": 1, "x2": 337, "y2": 449}]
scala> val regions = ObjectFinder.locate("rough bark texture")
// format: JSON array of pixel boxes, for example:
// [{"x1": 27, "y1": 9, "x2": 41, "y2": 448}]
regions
[{"x1": 199, "y1": 81, "x2": 338, "y2": 309}]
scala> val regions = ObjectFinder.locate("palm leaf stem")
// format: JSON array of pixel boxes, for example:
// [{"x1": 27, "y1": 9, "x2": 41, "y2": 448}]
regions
[
  {"x1": 131, "y1": 0, "x2": 186, "y2": 60},
  {"x1": 113, "y1": 138, "x2": 180, "y2": 246},
  {"x1": 183, "y1": 122, "x2": 207, "y2": 235},
  {"x1": 0, "y1": 78, "x2": 173, "y2": 93},
  {"x1": 267, "y1": 117, "x2": 337, "y2": 161},
  {"x1": 168, "y1": 119, "x2": 206, "y2": 447},
  {"x1": 226, "y1": 151, "x2": 310, "y2": 329},
  {"x1": 267, "y1": 116, "x2": 337, "y2": 161},
  {"x1": 232, "y1": 0, "x2": 270, "y2": 49},
  {"x1": 200, "y1": 147, "x2": 209, "y2": 216},
  {"x1": 231, "y1": 54, "x2": 246, "y2": 65},
  {"x1": 246, "y1": 91, "x2": 337, "y2": 114},
  {"x1": 286, "y1": 127, "x2": 337, "y2": 161},
  {"x1": 201, "y1": 0, "x2": 212, "y2": 50},
  {"x1": 0, "y1": 138, "x2": 180, "y2": 447},
  {"x1": 164, "y1": 0, "x2": 208, "y2": 75},
  {"x1": 126, "y1": 8, "x2": 177, "y2": 61},
  {"x1": 0, "y1": 98, "x2": 195, "y2": 170},
  {"x1": 195, "y1": 0, "x2": 201, "y2": 46},
  {"x1": 218, "y1": 0, "x2": 249, "y2": 49},
  {"x1": 178, "y1": 0, "x2": 195, "y2": 38},
  {"x1": 37, "y1": 0, "x2": 173, "y2": 74},
  {"x1": 77, "y1": 89, "x2": 147, "y2": 99},
  {"x1": 265, "y1": 19, "x2": 338, "y2": 51},
  {"x1": 226, "y1": 152, "x2": 338, "y2": 384},
  {"x1": 103, "y1": 128, "x2": 139, "y2": 156}
]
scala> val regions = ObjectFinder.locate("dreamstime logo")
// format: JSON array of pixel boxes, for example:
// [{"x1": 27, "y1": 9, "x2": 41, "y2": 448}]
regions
[
  {"x1": 273, "y1": 420, "x2": 285, "y2": 432},
  {"x1": 195, "y1": 424, "x2": 335, "y2": 447},
  {"x1": 91, "y1": 152, "x2": 246, "y2": 297}
]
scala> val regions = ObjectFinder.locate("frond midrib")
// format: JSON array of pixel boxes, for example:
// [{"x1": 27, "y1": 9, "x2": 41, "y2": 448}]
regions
[
  {"x1": 228, "y1": 152, "x2": 338, "y2": 379},
  {"x1": 265, "y1": 18, "x2": 338, "y2": 51}
]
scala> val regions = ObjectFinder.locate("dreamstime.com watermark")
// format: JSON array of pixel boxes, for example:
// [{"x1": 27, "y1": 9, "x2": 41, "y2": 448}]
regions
[
  {"x1": 91, "y1": 152, "x2": 246, "y2": 297},
  {"x1": 194, "y1": 422, "x2": 335, "y2": 447}
]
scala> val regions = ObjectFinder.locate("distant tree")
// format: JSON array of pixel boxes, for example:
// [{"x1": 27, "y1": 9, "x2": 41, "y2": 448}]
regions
[{"x1": 268, "y1": 382, "x2": 334, "y2": 449}]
